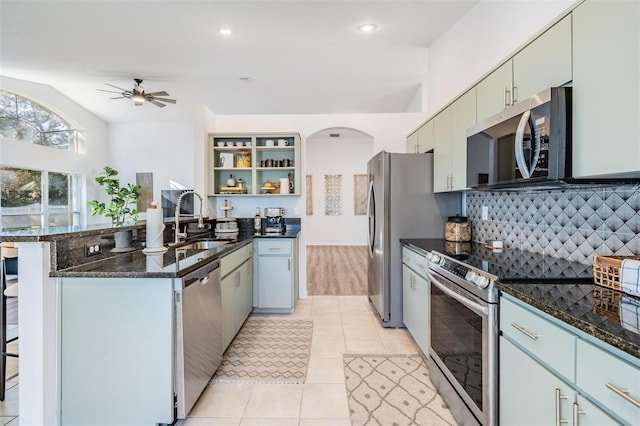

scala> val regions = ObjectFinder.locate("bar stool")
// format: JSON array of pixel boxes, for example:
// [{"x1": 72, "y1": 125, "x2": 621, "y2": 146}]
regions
[{"x1": 0, "y1": 255, "x2": 18, "y2": 401}]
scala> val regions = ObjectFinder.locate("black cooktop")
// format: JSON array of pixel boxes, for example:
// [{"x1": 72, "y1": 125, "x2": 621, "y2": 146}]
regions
[{"x1": 401, "y1": 239, "x2": 593, "y2": 283}]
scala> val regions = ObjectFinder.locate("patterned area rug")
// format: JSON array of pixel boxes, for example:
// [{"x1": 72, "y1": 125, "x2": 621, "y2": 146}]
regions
[
  {"x1": 212, "y1": 315, "x2": 313, "y2": 384},
  {"x1": 344, "y1": 354, "x2": 456, "y2": 426}
]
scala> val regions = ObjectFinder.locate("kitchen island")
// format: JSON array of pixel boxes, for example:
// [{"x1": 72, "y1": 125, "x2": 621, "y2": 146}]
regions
[{"x1": 1, "y1": 220, "x2": 300, "y2": 425}]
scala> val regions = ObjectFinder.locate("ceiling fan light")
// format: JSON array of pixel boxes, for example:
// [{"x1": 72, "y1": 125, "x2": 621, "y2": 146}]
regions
[
  {"x1": 132, "y1": 93, "x2": 146, "y2": 103},
  {"x1": 357, "y1": 23, "x2": 378, "y2": 33}
]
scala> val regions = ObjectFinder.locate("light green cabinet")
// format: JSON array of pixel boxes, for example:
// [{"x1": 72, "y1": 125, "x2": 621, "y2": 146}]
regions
[
  {"x1": 476, "y1": 15, "x2": 572, "y2": 123},
  {"x1": 500, "y1": 293, "x2": 639, "y2": 426},
  {"x1": 572, "y1": 0, "x2": 640, "y2": 178},
  {"x1": 500, "y1": 337, "x2": 575, "y2": 426},
  {"x1": 402, "y1": 263, "x2": 429, "y2": 356},
  {"x1": 407, "y1": 120, "x2": 434, "y2": 154},
  {"x1": 433, "y1": 89, "x2": 475, "y2": 192},
  {"x1": 254, "y1": 238, "x2": 298, "y2": 313},
  {"x1": 512, "y1": 14, "x2": 572, "y2": 104},
  {"x1": 221, "y1": 242, "x2": 254, "y2": 349}
]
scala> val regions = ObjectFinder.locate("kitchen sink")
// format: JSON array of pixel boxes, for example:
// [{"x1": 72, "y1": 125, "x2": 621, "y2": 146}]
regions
[{"x1": 177, "y1": 239, "x2": 233, "y2": 250}]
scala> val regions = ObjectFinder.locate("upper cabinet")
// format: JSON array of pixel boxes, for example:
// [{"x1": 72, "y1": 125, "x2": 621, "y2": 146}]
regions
[
  {"x1": 433, "y1": 89, "x2": 476, "y2": 192},
  {"x1": 476, "y1": 15, "x2": 572, "y2": 123},
  {"x1": 406, "y1": 120, "x2": 434, "y2": 154},
  {"x1": 572, "y1": 0, "x2": 640, "y2": 178},
  {"x1": 207, "y1": 133, "x2": 301, "y2": 196}
]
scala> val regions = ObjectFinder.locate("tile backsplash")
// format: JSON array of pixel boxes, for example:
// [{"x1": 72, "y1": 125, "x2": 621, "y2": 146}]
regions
[{"x1": 466, "y1": 185, "x2": 640, "y2": 265}]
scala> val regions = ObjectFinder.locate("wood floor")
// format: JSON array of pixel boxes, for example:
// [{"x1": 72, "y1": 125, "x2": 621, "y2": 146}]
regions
[{"x1": 306, "y1": 245, "x2": 368, "y2": 295}]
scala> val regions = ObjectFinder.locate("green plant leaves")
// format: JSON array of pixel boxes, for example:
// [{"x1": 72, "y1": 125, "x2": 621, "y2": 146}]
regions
[{"x1": 88, "y1": 166, "x2": 141, "y2": 226}]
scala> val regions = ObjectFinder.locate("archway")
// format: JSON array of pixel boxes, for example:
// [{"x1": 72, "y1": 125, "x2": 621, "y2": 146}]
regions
[{"x1": 305, "y1": 127, "x2": 374, "y2": 295}]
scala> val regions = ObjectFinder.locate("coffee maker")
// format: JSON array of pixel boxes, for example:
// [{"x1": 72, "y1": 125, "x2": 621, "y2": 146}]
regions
[{"x1": 264, "y1": 207, "x2": 285, "y2": 234}]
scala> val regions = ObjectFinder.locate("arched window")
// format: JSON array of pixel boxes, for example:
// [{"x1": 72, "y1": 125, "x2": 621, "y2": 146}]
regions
[{"x1": 0, "y1": 89, "x2": 83, "y2": 151}]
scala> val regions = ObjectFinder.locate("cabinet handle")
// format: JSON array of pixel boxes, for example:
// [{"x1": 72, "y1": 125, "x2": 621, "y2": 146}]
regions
[
  {"x1": 555, "y1": 388, "x2": 569, "y2": 426},
  {"x1": 511, "y1": 323, "x2": 539, "y2": 340},
  {"x1": 572, "y1": 403, "x2": 586, "y2": 426},
  {"x1": 450, "y1": 175, "x2": 454, "y2": 190},
  {"x1": 606, "y1": 383, "x2": 640, "y2": 408},
  {"x1": 411, "y1": 274, "x2": 416, "y2": 290},
  {"x1": 512, "y1": 85, "x2": 518, "y2": 105},
  {"x1": 504, "y1": 86, "x2": 511, "y2": 109},
  {"x1": 268, "y1": 247, "x2": 281, "y2": 251},
  {"x1": 288, "y1": 258, "x2": 291, "y2": 271}
]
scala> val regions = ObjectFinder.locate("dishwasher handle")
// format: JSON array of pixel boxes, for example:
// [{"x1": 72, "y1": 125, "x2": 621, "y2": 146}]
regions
[{"x1": 182, "y1": 260, "x2": 220, "y2": 288}]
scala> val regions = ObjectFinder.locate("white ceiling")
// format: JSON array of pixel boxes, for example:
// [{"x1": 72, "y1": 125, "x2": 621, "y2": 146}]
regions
[{"x1": 0, "y1": 0, "x2": 477, "y2": 123}]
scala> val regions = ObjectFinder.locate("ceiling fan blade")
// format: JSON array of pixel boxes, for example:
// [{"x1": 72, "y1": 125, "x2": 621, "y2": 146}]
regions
[
  {"x1": 146, "y1": 91, "x2": 169, "y2": 97},
  {"x1": 149, "y1": 100, "x2": 167, "y2": 108},
  {"x1": 109, "y1": 96, "x2": 126, "y2": 99},
  {"x1": 150, "y1": 97, "x2": 176, "y2": 104},
  {"x1": 135, "y1": 102, "x2": 144, "y2": 107},
  {"x1": 104, "y1": 83, "x2": 129, "y2": 92},
  {"x1": 97, "y1": 88, "x2": 124, "y2": 94}
]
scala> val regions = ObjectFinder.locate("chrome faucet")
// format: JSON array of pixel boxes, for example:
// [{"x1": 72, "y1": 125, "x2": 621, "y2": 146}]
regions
[{"x1": 173, "y1": 190, "x2": 205, "y2": 245}]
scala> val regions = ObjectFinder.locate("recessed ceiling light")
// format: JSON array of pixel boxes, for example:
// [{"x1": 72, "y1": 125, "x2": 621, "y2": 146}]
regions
[
  {"x1": 220, "y1": 28, "x2": 232, "y2": 36},
  {"x1": 357, "y1": 23, "x2": 378, "y2": 33}
]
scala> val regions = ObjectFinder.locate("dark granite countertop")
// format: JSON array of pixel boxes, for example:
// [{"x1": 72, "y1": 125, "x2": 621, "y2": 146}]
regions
[
  {"x1": 499, "y1": 282, "x2": 640, "y2": 359},
  {"x1": 51, "y1": 228, "x2": 301, "y2": 279},
  {"x1": 400, "y1": 238, "x2": 639, "y2": 359}
]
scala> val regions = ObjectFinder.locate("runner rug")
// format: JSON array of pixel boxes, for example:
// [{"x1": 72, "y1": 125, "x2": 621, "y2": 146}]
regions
[
  {"x1": 344, "y1": 354, "x2": 456, "y2": 426},
  {"x1": 212, "y1": 315, "x2": 313, "y2": 384}
]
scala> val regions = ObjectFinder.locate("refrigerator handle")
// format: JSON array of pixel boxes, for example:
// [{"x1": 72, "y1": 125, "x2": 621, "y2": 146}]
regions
[{"x1": 366, "y1": 179, "x2": 375, "y2": 257}]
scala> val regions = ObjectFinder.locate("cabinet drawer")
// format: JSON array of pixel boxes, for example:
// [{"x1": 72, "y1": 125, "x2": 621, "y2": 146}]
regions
[
  {"x1": 500, "y1": 297, "x2": 575, "y2": 381},
  {"x1": 221, "y1": 242, "x2": 253, "y2": 277},
  {"x1": 576, "y1": 339, "x2": 640, "y2": 425},
  {"x1": 257, "y1": 239, "x2": 292, "y2": 255},
  {"x1": 413, "y1": 252, "x2": 430, "y2": 279}
]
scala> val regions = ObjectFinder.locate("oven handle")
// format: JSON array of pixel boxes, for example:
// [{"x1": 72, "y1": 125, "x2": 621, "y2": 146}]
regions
[{"x1": 426, "y1": 269, "x2": 489, "y2": 316}]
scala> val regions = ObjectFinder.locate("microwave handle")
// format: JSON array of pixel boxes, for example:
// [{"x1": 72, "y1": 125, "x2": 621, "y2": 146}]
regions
[{"x1": 515, "y1": 110, "x2": 542, "y2": 179}]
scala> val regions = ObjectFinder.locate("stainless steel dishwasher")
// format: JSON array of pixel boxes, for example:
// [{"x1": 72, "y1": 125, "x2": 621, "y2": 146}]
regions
[{"x1": 174, "y1": 259, "x2": 222, "y2": 419}]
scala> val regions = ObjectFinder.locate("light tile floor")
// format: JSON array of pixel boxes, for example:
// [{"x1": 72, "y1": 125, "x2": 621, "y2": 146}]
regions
[{"x1": 178, "y1": 295, "x2": 442, "y2": 426}]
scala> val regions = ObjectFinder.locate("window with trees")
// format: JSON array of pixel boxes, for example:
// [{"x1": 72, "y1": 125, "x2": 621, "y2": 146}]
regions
[
  {"x1": 0, "y1": 89, "x2": 83, "y2": 151},
  {"x1": 0, "y1": 166, "x2": 81, "y2": 231}
]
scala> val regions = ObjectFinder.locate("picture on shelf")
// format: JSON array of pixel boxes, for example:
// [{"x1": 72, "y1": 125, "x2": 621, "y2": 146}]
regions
[{"x1": 219, "y1": 153, "x2": 234, "y2": 167}]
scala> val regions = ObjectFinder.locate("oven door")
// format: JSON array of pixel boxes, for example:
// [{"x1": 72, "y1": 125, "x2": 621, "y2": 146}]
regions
[{"x1": 427, "y1": 269, "x2": 497, "y2": 426}]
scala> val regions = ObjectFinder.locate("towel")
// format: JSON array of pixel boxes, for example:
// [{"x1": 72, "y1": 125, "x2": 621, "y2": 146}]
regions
[
  {"x1": 620, "y1": 296, "x2": 640, "y2": 334},
  {"x1": 620, "y1": 259, "x2": 640, "y2": 297}
]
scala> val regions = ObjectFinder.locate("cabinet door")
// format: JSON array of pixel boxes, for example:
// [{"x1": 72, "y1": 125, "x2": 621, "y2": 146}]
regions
[
  {"x1": 402, "y1": 265, "x2": 415, "y2": 332},
  {"x1": 500, "y1": 337, "x2": 574, "y2": 426},
  {"x1": 476, "y1": 61, "x2": 513, "y2": 122},
  {"x1": 257, "y1": 256, "x2": 293, "y2": 309},
  {"x1": 512, "y1": 14, "x2": 572, "y2": 103},
  {"x1": 433, "y1": 108, "x2": 452, "y2": 193},
  {"x1": 221, "y1": 272, "x2": 237, "y2": 350},
  {"x1": 235, "y1": 259, "x2": 253, "y2": 330},
  {"x1": 572, "y1": 0, "x2": 640, "y2": 177},
  {"x1": 417, "y1": 120, "x2": 434, "y2": 153},
  {"x1": 406, "y1": 130, "x2": 419, "y2": 153},
  {"x1": 449, "y1": 89, "x2": 476, "y2": 191},
  {"x1": 575, "y1": 395, "x2": 619, "y2": 426}
]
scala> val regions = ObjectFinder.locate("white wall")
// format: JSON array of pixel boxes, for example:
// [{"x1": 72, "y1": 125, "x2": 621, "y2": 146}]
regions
[
  {"x1": 0, "y1": 76, "x2": 109, "y2": 224},
  {"x1": 305, "y1": 133, "x2": 373, "y2": 245},
  {"x1": 426, "y1": 0, "x2": 576, "y2": 115}
]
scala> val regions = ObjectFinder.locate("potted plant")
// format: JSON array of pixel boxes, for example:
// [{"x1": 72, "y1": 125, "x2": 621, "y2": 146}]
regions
[{"x1": 88, "y1": 166, "x2": 141, "y2": 250}]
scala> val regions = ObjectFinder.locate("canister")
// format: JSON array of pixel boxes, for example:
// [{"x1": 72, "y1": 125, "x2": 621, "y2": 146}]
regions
[{"x1": 445, "y1": 216, "x2": 471, "y2": 242}]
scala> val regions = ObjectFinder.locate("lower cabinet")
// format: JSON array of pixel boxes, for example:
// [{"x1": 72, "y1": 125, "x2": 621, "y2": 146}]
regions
[
  {"x1": 254, "y1": 237, "x2": 299, "y2": 313},
  {"x1": 221, "y1": 242, "x2": 253, "y2": 350},
  {"x1": 500, "y1": 294, "x2": 639, "y2": 426},
  {"x1": 401, "y1": 246, "x2": 430, "y2": 355},
  {"x1": 402, "y1": 265, "x2": 429, "y2": 355}
]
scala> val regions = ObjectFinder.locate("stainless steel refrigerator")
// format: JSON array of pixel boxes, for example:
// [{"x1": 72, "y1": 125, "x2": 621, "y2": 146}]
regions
[{"x1": 367, "y1": 151, "x2": 460, "y2": 327}]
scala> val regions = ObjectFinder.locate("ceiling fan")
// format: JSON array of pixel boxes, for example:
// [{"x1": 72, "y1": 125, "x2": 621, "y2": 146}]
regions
[{"x1": 97, "y1": 78, "x2": 176, "y2": 107}]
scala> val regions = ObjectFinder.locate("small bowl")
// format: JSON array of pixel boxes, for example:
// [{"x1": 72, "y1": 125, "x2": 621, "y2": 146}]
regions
[
  {"x1": 244, "y1": 142, "x2": 252, "y2": 147},
  {"x1": 216, "y1": 142, "x2": 224, "y2": 147}
]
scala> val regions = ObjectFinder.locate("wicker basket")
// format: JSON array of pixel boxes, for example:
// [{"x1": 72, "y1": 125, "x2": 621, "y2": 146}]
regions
[{"x1": 592, "y1": 255, "x2": 640, "y2": 290}]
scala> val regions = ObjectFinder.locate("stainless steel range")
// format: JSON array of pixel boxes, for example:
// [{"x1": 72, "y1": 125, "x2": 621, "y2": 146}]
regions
[
  {"x1": 425, "y1": 243, "x2": 593, "y2": 426},
  {"x1": 426, "y1": 250, "x2": 498, "y2": 426}
]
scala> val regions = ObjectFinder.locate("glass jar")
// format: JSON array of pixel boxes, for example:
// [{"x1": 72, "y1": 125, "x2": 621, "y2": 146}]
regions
[
  {"x1": 236, "y1": 150, "x2": 251, "y2": 168},
  {"x1": 445, "y1": 216, "x2": 471, "y2": 242}
]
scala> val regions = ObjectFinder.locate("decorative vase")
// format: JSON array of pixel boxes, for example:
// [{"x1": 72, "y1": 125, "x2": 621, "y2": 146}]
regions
[{"x1": 112, "y1": 229, "x2": 133, "y2": 252}]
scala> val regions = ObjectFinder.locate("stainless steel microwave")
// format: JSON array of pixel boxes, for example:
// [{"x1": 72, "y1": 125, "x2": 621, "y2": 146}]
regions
[{"x1": 466, "y1": 87, "x2": 571, "y2": 189}]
